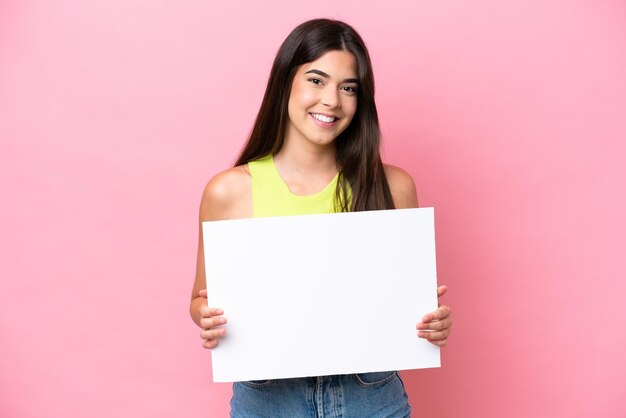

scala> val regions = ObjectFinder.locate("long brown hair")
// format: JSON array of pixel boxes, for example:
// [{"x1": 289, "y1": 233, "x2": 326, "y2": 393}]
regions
[{"x1": 235, "y1": 19, "x2": 394, "y2": 211}]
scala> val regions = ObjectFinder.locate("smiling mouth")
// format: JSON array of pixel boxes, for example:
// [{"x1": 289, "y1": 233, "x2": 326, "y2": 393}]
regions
[{"x1": 310, "y1": 113, "x2": 338, "y2": 123}]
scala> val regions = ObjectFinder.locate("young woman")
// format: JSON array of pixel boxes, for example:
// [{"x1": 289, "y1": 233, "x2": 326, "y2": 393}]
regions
[{"x1": 190, "y1": 18, "x2": 452, "y2": 417}]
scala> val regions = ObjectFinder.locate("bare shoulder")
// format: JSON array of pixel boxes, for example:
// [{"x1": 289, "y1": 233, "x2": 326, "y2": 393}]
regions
[
  {"x1": 200, "y1": 165, "x2": 252, "y2": 220},
  {"x1": 383, "y1": 163, "x2": 419, "y2": 209}
]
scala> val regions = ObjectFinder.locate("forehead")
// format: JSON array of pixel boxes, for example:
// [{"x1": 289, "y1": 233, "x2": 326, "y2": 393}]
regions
[{"x1": 299, "y1": 50, "x2": 358, "y2": 77}]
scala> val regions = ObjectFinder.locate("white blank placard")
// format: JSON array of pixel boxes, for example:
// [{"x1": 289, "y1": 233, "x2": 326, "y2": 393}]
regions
[{"x1": 202, "y1": 207, "x2": 440, "y2": 382}]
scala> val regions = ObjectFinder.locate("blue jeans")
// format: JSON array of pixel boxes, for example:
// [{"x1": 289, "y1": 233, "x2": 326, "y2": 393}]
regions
[{"x1": 230, "y1": 372, "x2": 411, "y2": 417}]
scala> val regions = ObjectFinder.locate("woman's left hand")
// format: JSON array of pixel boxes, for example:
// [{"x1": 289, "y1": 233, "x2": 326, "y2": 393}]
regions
[{"x1": 416, "y1": 285, "x2": 452, "y2": 347}]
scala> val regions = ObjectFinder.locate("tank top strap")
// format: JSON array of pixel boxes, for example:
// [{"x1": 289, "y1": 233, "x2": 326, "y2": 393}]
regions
[{"x1": 248, "y1": 154, "x2": 340, "y2": 218}]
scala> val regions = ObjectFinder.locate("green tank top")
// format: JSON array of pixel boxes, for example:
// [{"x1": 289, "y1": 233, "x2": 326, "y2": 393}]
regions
[{"x1": 248, "y1": 155, "x2": 340, "y2": 217}]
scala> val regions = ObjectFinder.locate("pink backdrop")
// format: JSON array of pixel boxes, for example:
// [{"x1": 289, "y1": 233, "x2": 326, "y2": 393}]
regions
[{"x1": 2, "y1": 1, "x2": 625, "y2": 417}]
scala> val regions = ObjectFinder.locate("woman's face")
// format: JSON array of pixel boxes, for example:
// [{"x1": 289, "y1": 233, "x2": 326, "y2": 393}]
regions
[{"x1": 285, "y1": 50, "x2": 359, "y2": 148}]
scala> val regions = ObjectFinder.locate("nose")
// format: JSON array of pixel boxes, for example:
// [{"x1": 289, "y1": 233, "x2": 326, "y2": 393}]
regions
[{"x1": 320, "y1": 87, "x2": 340, "y2": 109}]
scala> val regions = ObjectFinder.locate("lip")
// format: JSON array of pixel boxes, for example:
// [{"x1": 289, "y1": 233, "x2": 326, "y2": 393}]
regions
[{"x1": 309, "y1": 112, "x2": 340, "y2": 128}]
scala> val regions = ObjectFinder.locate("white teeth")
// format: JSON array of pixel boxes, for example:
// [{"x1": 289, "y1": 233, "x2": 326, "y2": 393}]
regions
[{"x1": 311, "y1": 113, "x2": 336, "y2": 123}]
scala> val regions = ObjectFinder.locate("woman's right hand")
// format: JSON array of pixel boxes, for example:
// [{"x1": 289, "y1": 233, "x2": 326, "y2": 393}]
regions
[{"x1": 198, "y1": 289, "x2": 227, "y2": 349}]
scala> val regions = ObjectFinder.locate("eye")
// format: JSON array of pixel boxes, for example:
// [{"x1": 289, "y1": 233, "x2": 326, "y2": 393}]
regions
[
  {"x1": 341, "y1": 85, "x2": 358, "y2": 95},
  {"x1": 307, "y1": 77, "x2": 324, "y2": 86}
]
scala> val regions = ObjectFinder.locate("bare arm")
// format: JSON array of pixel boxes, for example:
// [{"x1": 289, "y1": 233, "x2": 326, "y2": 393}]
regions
[
  {"x1": 384, "y1": 164, "x2": 452, "y2": 347},
  {"x1": 189, "y1": 220, "x2": 210, "y2": 328},
  {"x1": 384, "y1": 164, "x2": 419, "y2": 209},
  {"x1": 189, "y1": 166, "x2": 252, "y2": 347}
]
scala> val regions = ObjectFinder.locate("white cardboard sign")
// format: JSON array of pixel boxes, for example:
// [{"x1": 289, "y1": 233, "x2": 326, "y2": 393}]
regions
[{"x1": 202, "y1": 207, "x2": 440, "y2": 382}]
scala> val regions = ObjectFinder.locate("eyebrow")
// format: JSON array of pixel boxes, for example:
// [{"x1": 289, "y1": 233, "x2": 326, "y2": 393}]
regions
[{"x1": 304, "y1": 69, "x2": 359, "y2": 84}]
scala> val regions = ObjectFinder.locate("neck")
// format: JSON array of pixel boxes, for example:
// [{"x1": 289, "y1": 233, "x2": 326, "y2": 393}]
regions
[{"x1": 274, "y1": 136, "x2": 337, "y2": 178}]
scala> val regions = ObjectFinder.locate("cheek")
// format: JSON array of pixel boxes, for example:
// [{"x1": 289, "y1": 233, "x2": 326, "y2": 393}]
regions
[
  {"x1": 342, "y1": 100, "x2": 358, "y2": 124},
  {"x1": 290, "y1": 85, "x2": 317, "y2": 110}
]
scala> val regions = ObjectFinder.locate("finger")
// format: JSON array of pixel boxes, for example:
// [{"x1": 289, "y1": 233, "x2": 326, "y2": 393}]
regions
[
  {"x1": 200, "y1": 327, "x2": 226, "y2": 341},
  {"x1": 203, "y1": 339, "x2": 219, "y2": 349},
  {"x1": 200, "y1": 328, "x2": 226, "y2": 341},
  {"x1": 417, "y1": 329, "x2": 450, "y2": 341},
  {"x1": 200, "y1": 316, "x2": 227, "y2": 329},
  {"x1": 437, "y1": 285, "x2": 448, "y2": 298},
  {"x1": 200, "y1": 306, "x2": 224, "y2": 318},
  {"x1": 199, "y1": 289, "x2": 208, "y2": 298},
  {"x1": 422, "y1": 305, "x2": 451, "y2": 323},
  {"x1": 416, "y1": 317, "x2": 452, "y2": 331},
  {"x1": 428, "y1": 339, "x2": 447, "y2": 347}
]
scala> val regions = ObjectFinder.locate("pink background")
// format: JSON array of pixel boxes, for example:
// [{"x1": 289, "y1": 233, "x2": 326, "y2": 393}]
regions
[{"x1": 2, "y1": 1, "x2": 625, "y2": 417}]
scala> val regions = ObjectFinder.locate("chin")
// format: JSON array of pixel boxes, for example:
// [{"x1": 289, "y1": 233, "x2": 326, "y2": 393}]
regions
[
  {"x1": 310, "y1": 136, "x2": 338, "y2": 146},
  {"x1": 314, "y1": 130, "x2": 346, "y2": 144}
]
